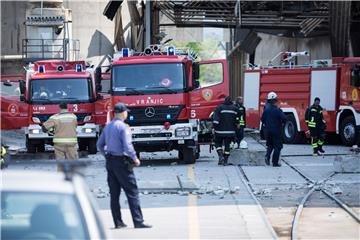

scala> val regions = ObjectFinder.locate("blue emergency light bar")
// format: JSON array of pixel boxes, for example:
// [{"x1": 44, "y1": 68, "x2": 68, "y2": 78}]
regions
[
  {"x1": 38, "y1": 65, "x2": 45, "y2": 73},
  {"x1": 122, "y1": 48, "x2": 130, "y2": 57},
  {"x1": 76, "y1": 64, "x2": 82, "y2": 72},
  {"x1": 167, "y1": 46, "x2": 175, "y2": 56}
]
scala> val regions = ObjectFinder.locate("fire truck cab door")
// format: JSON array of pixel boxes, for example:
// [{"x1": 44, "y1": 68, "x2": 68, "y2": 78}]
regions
[
  {"x1": 1, "y1": 79, "x2": 29, "y2": 130},
  {"x1": 94, "y1": 72, "x2": 112, "y2": 126},
  {"x1": 189, "y1": 59, "x2": 229, "y2": 120}
]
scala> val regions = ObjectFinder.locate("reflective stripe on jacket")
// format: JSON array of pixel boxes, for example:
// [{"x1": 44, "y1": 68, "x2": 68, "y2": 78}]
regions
[
  {"x1": 235, "y1": 104, "x2": 246, "y2": 127},
  {"x1": 213, "y1": 102, "x2": 240, "y2": 137},
  {"x1": 305, "y1": 105, "x2": 324, "y2": 129},
  {"x1": 43, "y1": 110, "x2": 78, "y2": 144}
]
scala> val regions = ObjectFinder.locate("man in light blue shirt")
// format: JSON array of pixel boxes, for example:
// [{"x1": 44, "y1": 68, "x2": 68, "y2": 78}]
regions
[{"x1": 97, "y1": 102, "x2": 151, "y2": 229}]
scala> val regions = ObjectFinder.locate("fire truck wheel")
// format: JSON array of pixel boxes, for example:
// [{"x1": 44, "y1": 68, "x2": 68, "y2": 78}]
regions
[
  {"x1": 195, "y1": 145, "x2": 200, "y2": 159},
  {"x1": 37, "y1": 142, "x2": 45, "y2": 152},
  {"x1": 26, "y1": 135, "x2": 36, "y2": 153},
  {"x1": 78, "y1": 139, "x2": 87, "y2": 151},
  {"x1": 178, "y1": 150, "x2": 183, "y2": 160},
  {"x1": 183, "y1": 148, "x2": 196, "y2": 164},
  {"x1": 282, "y1": 114, "x2": 301, "y2": 144},
  {"x1": 340, "y1": 116, "x2": 358, "y2": 146},
  {"x1": 87, "y1": 138, "x2": 98, "y2": 154}
]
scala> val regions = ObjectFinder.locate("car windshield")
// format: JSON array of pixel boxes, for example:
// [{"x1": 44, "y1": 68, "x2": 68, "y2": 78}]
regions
[
  {"x1": 30, "y1": 78, "x2": 92, "y2": 104},
  {"x1": 1, "y1": 191, "x2": 88, "y2": 240},
  {"x1": 112, "y1": 63, "x2": 185, "y2": 95}
]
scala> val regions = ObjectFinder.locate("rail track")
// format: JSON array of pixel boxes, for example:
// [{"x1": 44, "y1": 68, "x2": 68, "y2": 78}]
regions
[
  {"x1": 281, "y1": 158, "x2": 360, "y2": 239},
  {"x1": 239, "y1": 137, "x2": 360, "y2": 239}
]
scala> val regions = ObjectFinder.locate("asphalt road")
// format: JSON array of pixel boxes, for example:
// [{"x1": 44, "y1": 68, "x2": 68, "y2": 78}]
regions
[{"x1": 6, "y1": 145, "x2": 276, "y2": 239}]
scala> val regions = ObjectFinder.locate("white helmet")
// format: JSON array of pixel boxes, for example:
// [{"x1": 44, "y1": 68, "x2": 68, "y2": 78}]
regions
[
  {"x1": 267, "y1": 91, "x2": 277, "y2": 100},
  {"x1": 240, "y1": 140, "x2": 248, "y2": 149}
]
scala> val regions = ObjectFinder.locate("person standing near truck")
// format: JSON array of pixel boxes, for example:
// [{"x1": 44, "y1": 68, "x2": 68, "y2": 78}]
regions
[
  {"x1": 97, "y1": 102, "x2": 151, "y2": 229},
  {"x1": 213, "y1": 96, "x2": 240, "y2": 165},
  {"x1": 235, "y1": 96, "x2": 246, "y2": 148},
  {"x1": 305, "y1": 97, "x2": 326, "y2": 156},
  {"x1": 261, "y1": 92, "x2": 286, "y2": 167},
  {"x1": 42, "y1": 102, "x2": 78, "y2": 160}
]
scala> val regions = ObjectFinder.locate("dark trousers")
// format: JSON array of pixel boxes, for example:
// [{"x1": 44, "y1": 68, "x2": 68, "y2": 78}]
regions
[
  {"x1": 236, "y1": 127, "x2": 244, "y2": 145},
  {"x1": 215, "y1": 135, "x2": 233, "y2": 156},
  {"x1": 265, "y1": 131, "x2": 283, "y2": 165},
  {"x1": 310, "y1": 127, "x2": 325, "y2": 152},
  {"x1": 105, "y1": 157, "x2": 144, "y2": 227}
]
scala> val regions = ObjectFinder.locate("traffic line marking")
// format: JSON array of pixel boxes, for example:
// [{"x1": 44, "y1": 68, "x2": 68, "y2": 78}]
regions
[{"x1": 187, "y1": 165, "x2": 200, "y2": 239}]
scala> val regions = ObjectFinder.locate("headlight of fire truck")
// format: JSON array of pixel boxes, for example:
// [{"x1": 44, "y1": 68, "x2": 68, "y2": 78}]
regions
[
  {"x1": 83, "y1": 128, "x2": 95, "y2": 133},
  {"x1": 83, "y1": 115, "x2": 92, "y2": 122},
  {"x1": 30, "y1": 129, "x2": 40, "y2": 134},
  {"x1": 175, "y1": 127, "x2": 191, "y2": 137},
  {"x1": 32, "y1": 117, "x2": 41, "y2": 124}
]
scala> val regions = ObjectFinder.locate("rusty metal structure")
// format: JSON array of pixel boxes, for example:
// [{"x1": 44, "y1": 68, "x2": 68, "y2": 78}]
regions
[
  {"x1": 103, "y1": 1, "x2": 360, "y2": 98},
  {"x1": 155, "y1": 1, "x2": 360, "y2": 56}
]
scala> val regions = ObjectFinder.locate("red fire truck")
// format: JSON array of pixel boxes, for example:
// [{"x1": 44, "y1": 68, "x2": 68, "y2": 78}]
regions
[
  {"x1": 97, "y1": 46, "x2": 229, "y2": 163},
  {"x1": 1, "y1": 60, "x2": 104, "y2": 153},
  {"x1": 243, "y1": 55, "x2": 360, "y2": 146}
]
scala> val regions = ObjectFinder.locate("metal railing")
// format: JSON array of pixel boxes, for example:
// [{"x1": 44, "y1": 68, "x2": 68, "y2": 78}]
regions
[{"x1": 22, "y1": 38, "x2": 80, "y2": 61}]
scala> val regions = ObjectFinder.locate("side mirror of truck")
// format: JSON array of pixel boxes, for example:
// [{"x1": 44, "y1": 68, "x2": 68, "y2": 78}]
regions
[
  {"x1": 19, "y1": 80, "x2": 26, "y2": 95},
  {"x1": 96, "y1": 84, "x2": 102, "y2": 92},
  {"x1": 192, "y1": 62, "x2": 200, "y2": 80},
  {"x1": 96, "y1": 94, "x2": 102, "y2": 100},
  {"x1": 95, "y1": 67, "x2": 102, "y2": 85},
  {"x1": 193, "y1": 80, "x2": 200, "y2": 89},
  {"x1": 20, "y1": 95, "x2": 25, "y2": 102}
]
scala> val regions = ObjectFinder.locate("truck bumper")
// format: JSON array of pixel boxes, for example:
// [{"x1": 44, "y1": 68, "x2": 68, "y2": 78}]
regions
[
  {"x1": 26, "y1": 123, "x2": 99, "y2": 139},
  {"x1": 130, "y1": 123, "x2": 198, "y2": 151}
]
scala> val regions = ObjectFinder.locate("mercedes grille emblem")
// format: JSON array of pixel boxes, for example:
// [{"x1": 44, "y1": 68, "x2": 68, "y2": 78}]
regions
[{"x1": 144, "y1": 107, "x2": 155, "y2": 118}]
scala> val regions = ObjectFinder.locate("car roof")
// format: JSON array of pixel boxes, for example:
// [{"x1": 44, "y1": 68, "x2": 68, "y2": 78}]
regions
[{"x1": 2, "y1": 170, "x2": 76, "y2": 194}]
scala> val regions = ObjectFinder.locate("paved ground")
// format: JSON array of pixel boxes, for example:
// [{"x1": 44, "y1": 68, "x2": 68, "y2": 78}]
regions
[
  {"x1": 5, "y1": 144, "x2": 276, "y2": 239},
  {"x1": 3, "y1": 129, "x2": 359, "y2": 239},
  {"x1": 238, "y1": 142, "x2": 360, "y2": 240}
]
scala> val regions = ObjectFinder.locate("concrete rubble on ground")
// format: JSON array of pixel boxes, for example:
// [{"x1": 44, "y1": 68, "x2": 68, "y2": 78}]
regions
[
  {"x1": 227, "y1": 137, "x2": 267, "y2": 166},
  {"x1": 331, "y1": 186, "x2": 343, "y2": 195},
  {"x1": 333, "y1": 155, "x2": 360, "y2": 173},
  {"x1": 95, "y1": 187, "x2": 107, "y2": 198}
]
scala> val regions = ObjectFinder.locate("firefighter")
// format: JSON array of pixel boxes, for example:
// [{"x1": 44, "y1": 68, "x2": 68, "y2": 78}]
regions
[
  {"x1": 42, "y1": 102, "x2": 78, "y2": 161},
  {"x1": 213, "y1": 96, "x2": 240, "y2": 165},
  {"x1": 261, "y1": 92, "x2": 286, "y2": 167},
  {"x1": 235, "y1": 96, "x2": 246, "y2": 148},
  {"x1": 305, "y1": 97, "x2": 326, "y2": 156},
  {"x1": 1, "y1": 145, "x2": 8, "y2": 169}
]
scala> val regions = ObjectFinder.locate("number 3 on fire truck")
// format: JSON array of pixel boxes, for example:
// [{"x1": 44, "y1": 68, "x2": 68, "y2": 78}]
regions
[
  {"x1": 73, "y1": 104, "x2": 78, "y2": 112},
  {"x1": 191, "y1": 110, "x2": 196, "y2": 118}
]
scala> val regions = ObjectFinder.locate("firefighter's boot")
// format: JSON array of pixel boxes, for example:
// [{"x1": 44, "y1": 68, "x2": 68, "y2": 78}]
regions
[
  {"x1": 223, "y1": 154, "x2": 230, "y2": 166},
  {"x1": 318, "y1": 140, "x2": 325, "y2": 154},
  {"x1": 217, "y1": 150, "x2": 225, "y2": 165},
  {"x1": 313, "y1": 148, "x2": 321, "y2": 156}
]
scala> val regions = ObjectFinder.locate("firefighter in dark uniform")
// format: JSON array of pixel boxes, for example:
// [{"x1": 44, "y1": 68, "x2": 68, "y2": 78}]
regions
[
  {"x1": 305, "y1": 97, "x2": 326, "y2": 156},
  {"x1": 97, "y1": 103, "x2": 151, "y2": 229},
  {"x1": 213, "y1": 96, "x2": 240, "y2": 165},
  {"x1": 235, "y1": 96, "x2": 246, "y2": 148},
  {"x1": 261, "y1": 92, "x2": 286, "y2": 167}
]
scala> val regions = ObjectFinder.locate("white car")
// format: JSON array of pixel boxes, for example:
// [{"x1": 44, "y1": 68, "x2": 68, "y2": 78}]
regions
[{"x1": 1, "y1": 166, "x2": 107, "y2": 239}]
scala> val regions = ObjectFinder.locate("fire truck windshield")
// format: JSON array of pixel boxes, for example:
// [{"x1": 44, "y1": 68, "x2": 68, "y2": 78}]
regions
[
  {"x1": 30, "y1": 78, "x2": 92, "y2": 104},
  {"x1": 112, "y1": 63, "x2": 185, "y2": 95}
]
